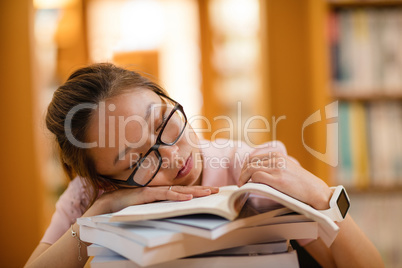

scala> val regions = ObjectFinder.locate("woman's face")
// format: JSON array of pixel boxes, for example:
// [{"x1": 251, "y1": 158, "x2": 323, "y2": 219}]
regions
[{"x1": 87, "y1": 89, "x2": 203, "y2": 187}]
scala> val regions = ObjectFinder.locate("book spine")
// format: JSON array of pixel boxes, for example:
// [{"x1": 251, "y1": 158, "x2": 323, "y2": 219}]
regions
[
  {"x1": 81, "y1": 222, "x2": 318, "y2": 267},
  {"x1": 348, "y1": 102, "x2": 370, "y2": 189},
  {"x1": 337, "y1": 101, "x2": 353, "y2": 187},
  {"x1": 91, "y1": 250, "x2": 299, "y2": 268}
]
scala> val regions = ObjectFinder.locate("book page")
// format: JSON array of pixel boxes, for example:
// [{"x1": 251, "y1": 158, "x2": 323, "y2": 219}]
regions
[
  {"x1": 111, "y1": 185, "x2": 240, "y2": 222},
  {"x1": 231, "y1": 183, "x2": 340, "y2": 246}
]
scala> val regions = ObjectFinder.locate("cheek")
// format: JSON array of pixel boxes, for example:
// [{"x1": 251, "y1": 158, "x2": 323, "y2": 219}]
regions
[
  {"x1": 193, "y1": 151, "x2": 203, "y2": 175},
  {"x1": 147, "y1": 172, "x2": 171, "y2": 186},
  {"x1": 183, "y1": 127, "x2": 200, "y2": 148},
  {"x1": 121, "y1": 118, "x2": 150, "y2": 146}
]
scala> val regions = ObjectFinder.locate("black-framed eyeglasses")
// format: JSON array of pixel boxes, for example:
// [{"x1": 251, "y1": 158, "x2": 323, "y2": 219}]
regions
[{"x1": 100, "y1": 95, "x2": 187, "y2": 187}]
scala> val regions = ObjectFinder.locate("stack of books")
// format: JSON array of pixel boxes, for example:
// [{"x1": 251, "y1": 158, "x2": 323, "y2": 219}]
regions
[{"x1": 77, "y1": 183, "x2": 340, "y2": 267}]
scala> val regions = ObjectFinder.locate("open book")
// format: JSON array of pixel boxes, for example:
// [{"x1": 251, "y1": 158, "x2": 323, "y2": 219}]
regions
[
  {"x1": 109, "y1": 182, "x2": 339, "y2": 246},
  {"x1": 110, "y1": 185, "x2": 251, "y2": 222}
]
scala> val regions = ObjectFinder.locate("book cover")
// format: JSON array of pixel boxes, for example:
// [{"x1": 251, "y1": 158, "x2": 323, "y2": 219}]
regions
[
  {"x1": 81, "y1": 222, "x2": 315, "y2": 266},
  {"x1": 77, "y1": 217, "x2": 183, "y2": 248},
  {"x1": 88, "y1": 240, "x2": 291, "y2": 258},
  {"x1": 90, "y1": 249, "x2": 299, "y2": 268}
]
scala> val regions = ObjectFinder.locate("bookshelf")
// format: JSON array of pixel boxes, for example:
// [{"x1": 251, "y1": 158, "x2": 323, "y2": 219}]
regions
[
  {"x1": 328, "y1": 0, "x2": 402, "y2": 7},
  {"x1": 199, "y1": 0, "x2": 402, "y2": 189},
  {"x1": 326, "y1": 0, "x2": 402, "y2": 192},
  {"x1": 325, "y1": 3, "x2": 402, "y2": 266},
  {"x1": 333, "y1": 91, "x2": 402, "y2": 101}
]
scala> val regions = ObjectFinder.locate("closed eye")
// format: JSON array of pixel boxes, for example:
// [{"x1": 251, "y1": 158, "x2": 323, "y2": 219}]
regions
[
  {"x1": 156, "y1": 114, "x2": 167, "y2": 132},
  {"x1": 129, "y1": 153, "x2": 143, "y2": 170}
]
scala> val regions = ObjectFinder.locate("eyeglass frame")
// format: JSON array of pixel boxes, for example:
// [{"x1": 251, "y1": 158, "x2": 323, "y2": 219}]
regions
[{"x1": 99, "y1": 94, "x2": 188, "y2": 187}]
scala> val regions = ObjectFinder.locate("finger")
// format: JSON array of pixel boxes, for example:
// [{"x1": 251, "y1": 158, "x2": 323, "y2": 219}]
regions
[
  {"x1": 250, "y1": 171, "x2": 277, "y2": 186},
  {"x1": 105, "y1": 187, "x2": 193, "y2": 212},
  {"x1": 242, "y1": 155, "x2": 269, "y2": 172},
  {"x1": 139, "y1": 187, "x2": 193, "y2": 203},
  {"x1": 169, "y1": 185, "x2": 219, "y2": 197},
  {"x1": 238, "y1": 159, "x2": 283, "y2": 186},
  {"x1": 206, "y1": 186, "x2": 220, "y2": 194},
  {"x1": 184, "y1": 185, "x2": 219, "y2": 194},
  {"x1": 238, "y1": 161, "x2": 268, "y2": 186},
  {"x1": 253, "y1": 155, "x2": 287, "y2": 170},
  {"x1": 165, "y1": 189, "x2": 194, "y2": 201},
  {"x1": 242, "y1": 152, "x2": 283, "y2": 172}
]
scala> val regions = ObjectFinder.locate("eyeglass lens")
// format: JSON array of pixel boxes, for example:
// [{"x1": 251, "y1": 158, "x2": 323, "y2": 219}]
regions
[
  {"x1": 160, "y1": 107, "x2": 186, "y2": 144},
  {"x1": 132, "y1": 108, "x2": 186, "y2": 185}
]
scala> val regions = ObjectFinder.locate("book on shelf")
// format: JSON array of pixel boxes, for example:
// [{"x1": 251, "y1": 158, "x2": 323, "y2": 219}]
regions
[
  {"x1": 388, "y1": 102, "x2": 402, "y2": 182},
  {"x1": 329, "y1": 7, "x2": 402, "y2": 94},
  {"x1": 336, "y1": 101, "x2": 402, "y2": 189},
  {"x1": 349, "y1": 101, "x2": 370, "y2": 189},
  {"x1": 89, "y1": 247, "x2": 299, "y2": 268},
  {"x1": 368, "y1": 101, "x2": 402, "y2": 187},
  {"x1": 337, "y1": 101, "x2": 353, "y2": 185},
  {"x1": 80, "y1": 221, "x2": 315, "y2": 267},
  {"x1": 369, "y1": 102, "x2": 391, "y2": 186}
]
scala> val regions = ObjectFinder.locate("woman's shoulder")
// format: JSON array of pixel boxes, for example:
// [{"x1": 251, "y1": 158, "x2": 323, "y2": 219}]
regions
[
  {"x1": 56, "y1": 176, "x2": 90, "y2": 211},
  {"x1": 199, "y1": 138, "x2": 287, "y2": 158},
  {"x1": 40, "y1": 177, "x2": 89, "y2": 245},
  {"x1": 199, "y1": 139, "x2": 288, "y2": 186},
  {"x1": 63, "y1": 176, "x2": 87, "y2": 195}
]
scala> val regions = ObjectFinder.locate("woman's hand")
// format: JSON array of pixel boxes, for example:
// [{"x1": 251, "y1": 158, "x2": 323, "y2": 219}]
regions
[
  {"x1": 238, "y1": 151, "x2": 332, "y2": 210},
  {"x1": 84, "y1": 185, "x2": 219, "y2": 217}
]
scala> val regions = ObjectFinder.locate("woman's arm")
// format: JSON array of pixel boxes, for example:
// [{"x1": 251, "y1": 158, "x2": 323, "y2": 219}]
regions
[
  {"x1": 25, "y1": 185, "x2": 218, "y2": 268},
  {"x1": 303, "y1": 215, "x2": 384, "y2": 268},
  {"x1": 25, "y1": 222, "x2": 89, "y2": 268},
  {"x1": 238, "y1": 152, "x2": 384, "y2": 268}
]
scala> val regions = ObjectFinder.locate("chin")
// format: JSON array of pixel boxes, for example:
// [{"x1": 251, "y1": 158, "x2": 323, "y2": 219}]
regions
[{"x1": 176, "y1": 168, "x2": 202, "y2": 186}]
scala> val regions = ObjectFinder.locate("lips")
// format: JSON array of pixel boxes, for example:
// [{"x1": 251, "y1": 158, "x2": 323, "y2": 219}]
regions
[{"x1": 176, "y1": 154, "x2": 193, "y2": 179}]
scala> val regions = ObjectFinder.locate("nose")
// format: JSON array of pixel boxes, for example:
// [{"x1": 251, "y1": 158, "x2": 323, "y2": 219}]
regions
[
  {"x1": 158, "y1": 143, "x2": 179, "y2": 156},
  {"x1": 158, "y1": 144, "x2": 181, "y2": 169}
]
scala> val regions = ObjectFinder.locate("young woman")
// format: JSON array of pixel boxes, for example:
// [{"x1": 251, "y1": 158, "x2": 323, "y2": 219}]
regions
[{"x1": 25, "y1": 63, "x2": 383, "y2": 267}]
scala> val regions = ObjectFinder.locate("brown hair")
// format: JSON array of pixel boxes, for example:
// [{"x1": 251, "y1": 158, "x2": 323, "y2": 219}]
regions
[{"x1": 46, "y1": 63, "x2": 168, "y2": 206}]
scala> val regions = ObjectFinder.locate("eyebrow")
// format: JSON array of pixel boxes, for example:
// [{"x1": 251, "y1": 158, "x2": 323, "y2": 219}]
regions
[{"x1": 113, "y1": 102, "x2": 155, "y2": 166}]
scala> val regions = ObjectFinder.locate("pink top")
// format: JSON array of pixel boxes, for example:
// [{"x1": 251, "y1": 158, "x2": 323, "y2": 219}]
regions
[{"x1": 40, "y1": 139, "x2": 296, "y2": 244}]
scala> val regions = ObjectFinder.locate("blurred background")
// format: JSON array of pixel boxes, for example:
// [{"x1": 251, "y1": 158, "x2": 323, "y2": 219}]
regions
[{"x1": 0, "y1": 0, "x2": 401, "y2": 267}]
